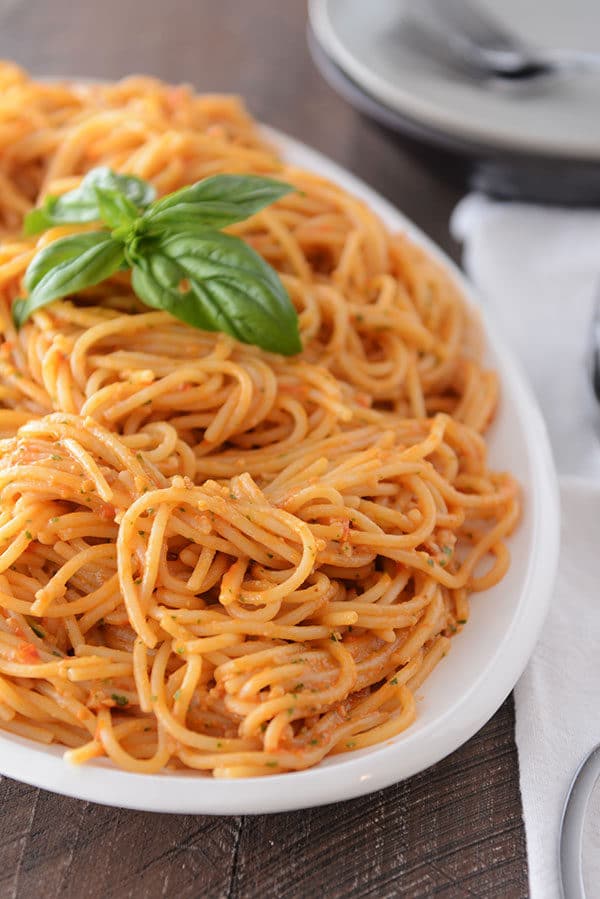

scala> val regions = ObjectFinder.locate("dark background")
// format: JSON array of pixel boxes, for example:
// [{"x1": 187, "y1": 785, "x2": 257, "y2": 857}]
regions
[{"x1": 0, "y1": 1, "x2": 527, "y2": 896}]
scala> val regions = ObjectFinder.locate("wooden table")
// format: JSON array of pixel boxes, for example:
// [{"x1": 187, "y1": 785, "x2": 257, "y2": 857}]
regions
[{"x1": 0, "y1": 1, "x2": 528, "y2": 895}]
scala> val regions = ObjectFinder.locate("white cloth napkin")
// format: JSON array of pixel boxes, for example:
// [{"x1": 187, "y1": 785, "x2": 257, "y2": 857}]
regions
[{"x1": 452, "y1": 196, "x2": 600, "y2": 899}]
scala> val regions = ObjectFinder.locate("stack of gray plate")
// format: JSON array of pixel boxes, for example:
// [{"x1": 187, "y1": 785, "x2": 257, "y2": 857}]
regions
[{"x1": 308, "y1": 0, "x2": 600, "y2": 203}]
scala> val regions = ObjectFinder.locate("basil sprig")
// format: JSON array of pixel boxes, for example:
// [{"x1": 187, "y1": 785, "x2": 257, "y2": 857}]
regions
[{"x1": 15, "y1": 169, "x2": 301, "y2": 355}]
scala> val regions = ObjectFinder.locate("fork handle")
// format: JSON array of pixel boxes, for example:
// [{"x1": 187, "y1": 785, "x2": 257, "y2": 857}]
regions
[{"x1": 540, "y1": 47, "x2": 600, "y2": 73}]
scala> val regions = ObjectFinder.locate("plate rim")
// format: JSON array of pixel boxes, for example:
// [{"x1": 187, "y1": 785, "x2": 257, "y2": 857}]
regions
[
  {"x1": 0, "y1": 124, "x2": 560, "y2": 815},
  {"x1": 307, "y1": 23, "x2": 600, "y2": 168},
  {"x1": 308, "y1": 0, "x2": 600, "y2": 161}
]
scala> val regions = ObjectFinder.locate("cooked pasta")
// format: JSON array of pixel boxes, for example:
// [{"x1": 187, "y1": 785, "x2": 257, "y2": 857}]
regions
[{"x1": 0, "y1": 62, "x2": 519, "y2": 777}]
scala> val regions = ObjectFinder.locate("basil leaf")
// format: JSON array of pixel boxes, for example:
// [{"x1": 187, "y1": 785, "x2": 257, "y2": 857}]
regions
[
  {"x1": 142, "y1": 174, "x2": 294, "y2": 233},
  {"x1": 23, "y1": 232, "x2": 112, "y2": 293},
  {"x1": 90, "y1": 169, "x2": 156, "y2": 209},
  {"x1": 24, "y1": 207, "x2": 54, "y2": 236},
  {"x1": 23, "y1": 196, "x2": 79, "y2": 236},
  {"x1": 131, "y1": 260, "x2": 213, "y2": 332},
  {"x1": 93, "y1": 187, "x2": 139, "y2": 230},
  {"x1": 13, "y1": 232, "x2": 125, "y2": 327},
  {"x1": 130, "y1": 230, "x2": 301, "y2": 355},
  {"x1": 24, "y1": 167, "x2": 156, "y2": 236}
]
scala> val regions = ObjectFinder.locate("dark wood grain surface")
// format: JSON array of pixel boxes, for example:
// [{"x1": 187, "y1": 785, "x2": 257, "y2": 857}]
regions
[{"x1": 0, "y1": 2, "x2": 528, "y2": 896}]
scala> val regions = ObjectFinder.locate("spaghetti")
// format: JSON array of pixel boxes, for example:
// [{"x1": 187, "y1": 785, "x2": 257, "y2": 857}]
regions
[{"x1": 0, "y1": 63, "x2": 519, "y2": 777}]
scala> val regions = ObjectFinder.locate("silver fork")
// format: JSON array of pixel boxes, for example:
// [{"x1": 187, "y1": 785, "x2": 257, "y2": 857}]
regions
[{"x1": 405, "y1": 0, "x2": 600, "y2": 81}]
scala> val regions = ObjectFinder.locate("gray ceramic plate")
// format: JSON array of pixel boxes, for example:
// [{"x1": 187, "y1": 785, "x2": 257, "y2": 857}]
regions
[{"x1": 308, "y1": 26, "x2": 600, "y2": 204}]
